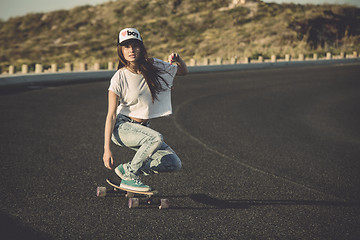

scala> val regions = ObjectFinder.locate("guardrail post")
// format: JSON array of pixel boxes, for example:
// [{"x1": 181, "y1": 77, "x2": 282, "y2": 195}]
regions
[
  {"x1": 22, "y1": 64, "x2": 28, "y2": 74},
  {"x1": 94, "y1": 62, "x2": 100, "y2": 71},
  {"x1": 313, "y1": 53, "x2": 318, "y2": 60},
  {"x1": 243, "y1": 57, "x2": 250, "y2": 64},
  {"x1": 353, "y1": 51, "x2": 358, "y2": 58},
  {"x1": 64, "y1": 63, "x2": 72, "y2": 72},
  {"x1": 271, "y1": 55, "x2": 277, "y2": 63},
  {"x1": 51, "y1": 64, "x2": 57, "y2": 73},
  {"x1": 203, "y1": 58, "x2": 210, "y2": 65},
  {"x1": 230, "y1": 56, "x2": 238, "y2": 64},
  {"x1": 298, "y1": 54, "x2": 304, "y2": 61},
  {"x1": 108, "y1": 62, "x2": 114, "y2": 70},
  {"x1": 216, "y1": 57, "x2": 223, "y2": 65},
  {"x1": 285, "y1": 54, "x2": 291, "y2": 61},
  {"x1": 35, "y1": 64, "x2": 43, "y2": 73},
  {"x1": 258, "y1": 56, "x2": 263, "y2": 62},
  {"x1": 79, "y1": 62, "x2": 87, "y2": 71},
  {"x1": 9, "y1": 65, "x2": 15, "y2": 74},
  {"x1": 189, "y1": 59, "x2": 196, "y2": 66},
  {"x1": 326, "y1": 52, "x2": 332, "y2": 60}
]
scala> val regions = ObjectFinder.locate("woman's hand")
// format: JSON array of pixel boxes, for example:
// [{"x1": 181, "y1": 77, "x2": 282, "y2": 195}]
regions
[
  {"x1": 168, "y1": 52, "x2": 188, "y2": 76},
  {"x1": 168, "y1": 52, "x2": 180, "y2": 64},
  {"x1": 103, "y1": 149, "x2": 114, "y2": 170}
]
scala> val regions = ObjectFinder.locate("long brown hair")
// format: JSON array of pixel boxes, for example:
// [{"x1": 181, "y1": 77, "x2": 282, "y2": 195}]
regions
[{"x1": 117, "y1": 40, "x2": 170, "y2": 102}]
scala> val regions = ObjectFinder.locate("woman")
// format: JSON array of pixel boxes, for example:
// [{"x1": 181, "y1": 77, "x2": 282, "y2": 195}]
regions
[{"x1": 103, "y1": 28, "x2": 188, "y2": 192}]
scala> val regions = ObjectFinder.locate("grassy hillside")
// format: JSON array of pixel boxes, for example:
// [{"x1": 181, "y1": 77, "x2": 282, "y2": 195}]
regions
[{"x1": 0, "y1": 0, "x2": 359, "y2": 72}]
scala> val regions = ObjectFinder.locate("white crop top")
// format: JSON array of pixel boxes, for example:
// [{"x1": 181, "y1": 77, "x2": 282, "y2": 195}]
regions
[{"x1": 108, "y1": 58, "x2": 178, "y2": 119}]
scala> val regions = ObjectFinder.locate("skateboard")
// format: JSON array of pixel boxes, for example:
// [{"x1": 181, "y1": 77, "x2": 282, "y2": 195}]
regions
[{"x1": 96, "y1": 179, "x2": 170, "y2": 209}]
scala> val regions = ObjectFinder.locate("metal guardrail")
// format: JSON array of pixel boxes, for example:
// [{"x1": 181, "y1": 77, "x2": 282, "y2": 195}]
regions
[{"x1": 0, "y1": 57, "x2": 359, "y2": 88}]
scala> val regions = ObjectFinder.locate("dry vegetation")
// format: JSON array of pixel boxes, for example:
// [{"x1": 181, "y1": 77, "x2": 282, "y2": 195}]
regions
[{"x1": 0, "y1": 0, "x2": 359, "y2": 72}]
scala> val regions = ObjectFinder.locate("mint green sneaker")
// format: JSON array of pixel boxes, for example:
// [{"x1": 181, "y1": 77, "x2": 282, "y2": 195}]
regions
[
  {"x1": 115, "y1": 164, "x2": 131, "y2": 181},
  {"x1": 120, "y1": 177, "x2": 152, "y2": 192}
]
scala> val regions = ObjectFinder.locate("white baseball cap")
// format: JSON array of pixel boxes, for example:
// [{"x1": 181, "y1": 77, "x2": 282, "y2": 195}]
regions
[{"x1": 118, "y1": 28, "x2": 142, "y2": 46}]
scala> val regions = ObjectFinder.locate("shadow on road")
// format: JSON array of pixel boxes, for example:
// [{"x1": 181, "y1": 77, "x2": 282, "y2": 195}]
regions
[
  {"x1": 0, "y1": 211, "x2": 53, "y2": 240},
  {"x1": 99, "y1": 189, "x2": 359, "y2": 210}
]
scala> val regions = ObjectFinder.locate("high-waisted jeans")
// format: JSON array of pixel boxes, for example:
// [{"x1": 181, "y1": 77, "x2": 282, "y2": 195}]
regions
[{"x1": 111, "y1": 114, "x2": 181, "y2": 177}]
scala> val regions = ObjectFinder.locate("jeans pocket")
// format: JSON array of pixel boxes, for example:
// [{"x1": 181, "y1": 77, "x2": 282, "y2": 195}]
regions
[{"x1": 111, "y1": 121, "x2": 125, "y2": 146}]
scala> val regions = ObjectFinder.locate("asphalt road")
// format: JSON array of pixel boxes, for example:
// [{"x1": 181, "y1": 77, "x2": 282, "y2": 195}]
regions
[{"x1": 1, "y1": 63, "x2": 359, "y2": 239}]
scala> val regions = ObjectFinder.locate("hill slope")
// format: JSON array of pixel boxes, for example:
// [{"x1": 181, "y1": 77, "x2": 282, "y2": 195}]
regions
[{"x1": 0, "y1": 0, "x2": 359, "y2": 71}]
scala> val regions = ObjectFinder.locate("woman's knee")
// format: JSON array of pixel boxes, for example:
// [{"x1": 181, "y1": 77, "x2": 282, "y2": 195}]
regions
[
  {"x1": 164, "y1": 154, "x2": 182, "y2": 172},
  {"x1": 153, "y1": 132, "x2": 163, "y2": 142}
]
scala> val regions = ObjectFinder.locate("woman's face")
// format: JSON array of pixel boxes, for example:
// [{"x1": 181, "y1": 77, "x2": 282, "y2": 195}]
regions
[{"x1": 122, "y1": 41, "x2": 141, "y2": 63}]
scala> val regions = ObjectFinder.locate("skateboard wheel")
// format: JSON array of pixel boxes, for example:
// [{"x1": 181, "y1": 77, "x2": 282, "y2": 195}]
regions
[
  {"x1": 128, "y1": 198, "x2": 140, "y2": 208},
  {"x1": 96, "y1": 187, "x2": 107, "y2": 197},
  {"x1": 159, "y1": 199, "x2": 169, "y2": 209}
]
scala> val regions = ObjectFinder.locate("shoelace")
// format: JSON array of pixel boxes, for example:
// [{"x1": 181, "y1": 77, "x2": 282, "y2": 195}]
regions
[
  {"x1": 141, "y1": 169, "x2": 159, "y2": 176},
  {"x1": 133, "y1": 176, "x2": 145, "y2": 186}
]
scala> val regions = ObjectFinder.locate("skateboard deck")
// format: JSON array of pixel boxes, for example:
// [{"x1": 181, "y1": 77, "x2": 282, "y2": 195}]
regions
[
  {"x1": 96, "y1": 179, "x2": 169, "y2": 209},
  {"x1": 105, "y1": 178, "x2": 158, "y2": 196}
]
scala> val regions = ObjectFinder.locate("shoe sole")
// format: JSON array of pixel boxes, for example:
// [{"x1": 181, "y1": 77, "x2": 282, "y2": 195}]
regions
[{"x1": 120, "y1": 182, "x2": 151, "y2": 192}]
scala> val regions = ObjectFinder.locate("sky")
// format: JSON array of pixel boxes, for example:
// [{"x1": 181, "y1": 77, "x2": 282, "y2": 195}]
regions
[{"x1": 0, "y1": 0, "x2": 359, "y2": 21}]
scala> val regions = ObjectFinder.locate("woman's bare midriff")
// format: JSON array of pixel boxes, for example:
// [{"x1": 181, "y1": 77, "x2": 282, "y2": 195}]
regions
[{"x1": 130, "y1": 116, "x2": 149, "y2": 123}]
